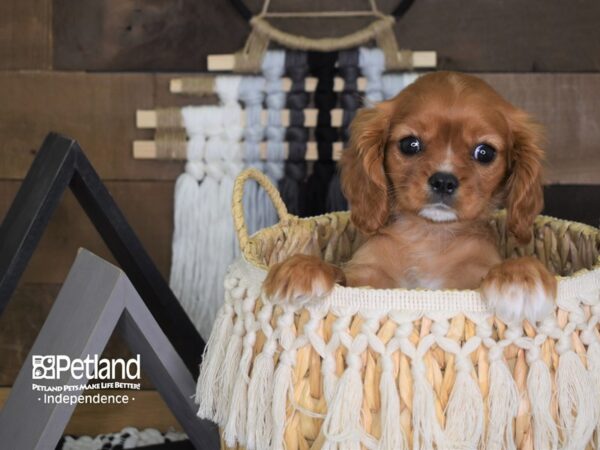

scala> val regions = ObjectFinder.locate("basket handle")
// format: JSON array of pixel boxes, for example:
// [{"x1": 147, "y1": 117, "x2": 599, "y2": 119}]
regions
[{"x1": 232, "y1": 168, "x2": 290, "y2": 256}]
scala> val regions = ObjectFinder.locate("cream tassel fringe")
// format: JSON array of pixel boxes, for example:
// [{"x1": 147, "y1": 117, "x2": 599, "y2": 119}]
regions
[
  {"x1": 223, "y1": 288, "x2": 260, "y2": 447},
  {"x1": 556, "y1": 349, "x2": 599, "y2": 449},
  {"x1": 224, "y1": 344, "x2": 253, "y2": 448},
  {"x1": 216, "y1": 314, "x2": 245, "y2": 425},
  {"x1": 322, "y1": 350, "x2": 365, "y2": 450},
  {"x1": 486, "y1": 358, "x2": 519, "y2": 450},
  {"x1": 585, "y1": 340, "x2": 600, "y2": 448},
  {"x1": 527, "y1": 358, "x2": 558, "y2": 450},
  {"x1": 246, "y1": 344, "x2": 276, "y2": 450},
  {"x1": 443, "y1": 360, "x2": 484, "y2": 449},
  {"x1": 271, "y1": 355, "x2": 294, "y2": 450},
  {"x1": 411, "y1": 358, "x2": 442, "y2": 450},
  {"x1": 379, "y1": 356, "x2": 407, "y2": 449},
  {"x1": 195, "y1": 298, "x2": 235, "y2": 419}
]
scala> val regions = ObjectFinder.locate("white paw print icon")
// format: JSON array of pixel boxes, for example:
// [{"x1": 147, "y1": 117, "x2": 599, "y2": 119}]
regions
[{"x1": 32, "y1": 355, "x2": 56, "y2": 380}]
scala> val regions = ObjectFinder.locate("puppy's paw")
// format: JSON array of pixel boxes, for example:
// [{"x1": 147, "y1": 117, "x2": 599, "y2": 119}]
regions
[
  {"x1": 481, "y1": 256, "x2": 557, "y2": 325},
  {"x1": 263, "y1": 255, "x2": 345, "y2": 304}
]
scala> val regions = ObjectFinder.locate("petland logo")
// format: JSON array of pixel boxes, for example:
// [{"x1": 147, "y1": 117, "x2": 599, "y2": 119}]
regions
[{"x1": 32, "y1": 354, "x2": 141, "y2": 381}]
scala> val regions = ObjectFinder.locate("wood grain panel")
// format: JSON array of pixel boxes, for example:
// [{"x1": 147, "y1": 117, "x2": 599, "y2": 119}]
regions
[
  {"x1": 53, "y1": 0, "x2": 248, "y2": 72},
  {"x1": 0, "y1": 388, "x2": 181, "y2": 434},
  {"x1": 397, "y1": 0, "x2": 600, "y2": 72},
  {"x1": 0, "y1": 71, "x2": 183, "y2": 181},
  {"x1": 543, "y1": 185, "x2": 600, "y2": 229},
  {"x1": 0, "y1": 0, "x2": 52, "y2": 69},
  {"x1": 52, "y1": 0, "x2": 600, "y2": 72},
  {"x1": 0, "y1": 180, "x2": 174, "y2": 284},
  {"x1": 480, "y1": 74, "x2": 600, "y2": 184}
]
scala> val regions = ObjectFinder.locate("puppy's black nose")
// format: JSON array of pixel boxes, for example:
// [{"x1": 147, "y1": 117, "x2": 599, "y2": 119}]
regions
[{"x1": 428, "y1": 172, "x2": 459, "y2": 195}]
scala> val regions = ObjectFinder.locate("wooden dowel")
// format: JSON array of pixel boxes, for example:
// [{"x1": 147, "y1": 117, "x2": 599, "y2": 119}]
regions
[
  {"x1": 170, "y1": 76, "x2": 368, "y2": 94},
  {"x1": 207, "y1": 51, "x2": 437, "y2": 71},
  {"x1": 136, "y1": 108, "x2": 345, "y2": 129},
  {"x1": 133, "y1": 141, "x2": 344, "y2": 161}
]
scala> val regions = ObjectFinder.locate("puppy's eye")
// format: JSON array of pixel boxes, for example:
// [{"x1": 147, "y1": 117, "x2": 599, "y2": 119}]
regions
[
  {"x1": 398, "y1": 136, "x2": 422, "y2": 155},
  {"x1": 472, "y1": 143, "x2": 496, "y2": 164}
]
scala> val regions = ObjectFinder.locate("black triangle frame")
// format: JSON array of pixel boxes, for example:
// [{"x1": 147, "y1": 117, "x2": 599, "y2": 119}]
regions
[{"x1": 0, "y1": 133, "x2": 204, "y2": 377}]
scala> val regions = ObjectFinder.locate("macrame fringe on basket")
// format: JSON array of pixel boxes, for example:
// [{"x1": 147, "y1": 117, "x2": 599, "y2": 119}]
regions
[{"x1": 196, "y1": 169, "x2": 600, "y2": 450}]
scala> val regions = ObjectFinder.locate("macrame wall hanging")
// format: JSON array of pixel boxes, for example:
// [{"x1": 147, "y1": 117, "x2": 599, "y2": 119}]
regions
[
  {"x1": 231, "y1": 0, "x2": 415, "y2": 73},
  {"x1": 132, "y1": 0, "x2": 436, "y2": 338}
]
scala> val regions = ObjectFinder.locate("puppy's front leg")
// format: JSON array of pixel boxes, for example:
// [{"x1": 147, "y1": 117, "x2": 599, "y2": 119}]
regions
[
  {"x1": 481, "y1": 256, "x2": 557, "y2": 324},
  {"x1": 263, "y1": 255, "x2": 345, "y2": 304}
]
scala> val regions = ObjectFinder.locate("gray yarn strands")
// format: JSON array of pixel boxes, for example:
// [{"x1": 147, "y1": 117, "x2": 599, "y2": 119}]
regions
[
  {"x1": 239, "y1": 76, "x2": 266, "y2": 236},
  {"x1": 280, "y1": 50, "x2": 309, "y2": 215},
  {"x1": 260, "y1": 50, "x2": 286, "y2": 228},
  {"x1": 326, "y1": 49, "x2": 360, "y2": 212},
  {"x1": 382, "y1": 72, "x2": 420, "y2": 100},
  {"x1": 359, "y1": 47, "x2": 385, "y2": 105}
]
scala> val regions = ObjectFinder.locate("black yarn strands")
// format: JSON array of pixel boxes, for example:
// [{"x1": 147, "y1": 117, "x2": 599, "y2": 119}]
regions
[
  {"x1": 280, "y1": 51, "x2": 310, "y2": 215},
  {"x1": 303, "y1": 51, "x2": 339, "y2": 217},
  {"x1": 327, "y1": 49, "x2": 361, "y2": 212}
]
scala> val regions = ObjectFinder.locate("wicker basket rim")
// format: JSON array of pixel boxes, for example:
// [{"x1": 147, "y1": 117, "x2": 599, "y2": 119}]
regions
[{"x1": 244, "y1": 211, "x2": 600, "y2": 310}]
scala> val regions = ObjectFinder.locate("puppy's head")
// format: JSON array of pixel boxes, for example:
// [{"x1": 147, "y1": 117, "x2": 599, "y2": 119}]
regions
[{"x1": 341, "y1": 71, "x2": 544, "y2": 244}]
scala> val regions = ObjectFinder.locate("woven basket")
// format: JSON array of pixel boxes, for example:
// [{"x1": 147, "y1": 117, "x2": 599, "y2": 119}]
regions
[{"x1": 196, "y1": 169, "x2": 600, "y2": 450}]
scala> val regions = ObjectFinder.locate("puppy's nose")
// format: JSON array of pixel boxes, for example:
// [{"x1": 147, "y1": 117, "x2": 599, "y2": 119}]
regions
[{"x1": 428, "y1": 172, "x2": 459, "y2": 195}]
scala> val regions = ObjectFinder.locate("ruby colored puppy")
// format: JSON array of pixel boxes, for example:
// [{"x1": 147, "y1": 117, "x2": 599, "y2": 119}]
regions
[{"x1": 264, "y1": 71, "x2": 556, "y2": 324}]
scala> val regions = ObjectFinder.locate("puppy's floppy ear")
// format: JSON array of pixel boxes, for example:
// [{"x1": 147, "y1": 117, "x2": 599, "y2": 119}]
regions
[
  {"x1": 505, "y1": 109, "x2": 545, "y2": 244},
  {"x1": 340, "y1": 103, "x2": 391, "y2": 235}
]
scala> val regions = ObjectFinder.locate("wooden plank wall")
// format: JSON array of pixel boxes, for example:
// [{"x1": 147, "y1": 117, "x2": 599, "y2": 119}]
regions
[{"x1": 0, "y1": 0, "x2": 599, "y2": 434}]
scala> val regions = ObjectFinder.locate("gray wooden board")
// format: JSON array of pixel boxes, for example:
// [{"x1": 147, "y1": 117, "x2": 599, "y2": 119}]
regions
[{"x1": 0, "y1": 249, "x2": 218, "y2": 450}]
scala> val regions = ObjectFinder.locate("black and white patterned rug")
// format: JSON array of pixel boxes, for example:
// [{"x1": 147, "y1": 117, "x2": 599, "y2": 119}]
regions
[{"x1": 57, "y1": 427, "x2": 187, "y2": 449}]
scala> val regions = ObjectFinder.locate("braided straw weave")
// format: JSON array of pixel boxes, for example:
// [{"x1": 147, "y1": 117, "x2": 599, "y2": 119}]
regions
[{"x1": 197, "y1": 168, "x2": 600, "y2": 450}]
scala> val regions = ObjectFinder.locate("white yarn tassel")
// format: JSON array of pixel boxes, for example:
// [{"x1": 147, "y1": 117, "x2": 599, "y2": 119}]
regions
[
  {"x1": 379, "y1": 356, "x2": 407, "y2": 450},
  {"x1": 246, "y1": 344, "x2": 276, "y2": 450},
  {"x1": 195, "y1": 300, "x2": 234, "y2": 419},
  {"x1": 486, "y1": 358, "x2": 519, "y2": 450},
  {"x1": 170, "y1": 172, "x2": 201, "y2": 303},
  {"x1": 322, "y1": 349, "x2": 365, "y2": 450},
  {"x1": 216, "y1": 316, "x2": 245, "y2": 424},
  {"x1": 585, "y1": 340, "x2": 600, "y2": 447},
  {"x1": 271, "y1": 354, "x2": 294, "y2": 450},
  {"x1": 215, "y1": 75, "x2": 244, "y2": 263},
  {"x1": 556, "y1": 348, "x2": 599, "y2": 449},
  {"x1": 443, "y1": 359, "x2": 484, "y2": 449},
  {"x1": 223, "y1": 345, "x2": 253, "y2": 448},
  {"x1": 411, "y1": 359, "x2": 441, "y2": 450},
  {"x1": 170, "y1": 133, "x2": 205, "y2": 327},
  {"x1": 196, "y1": 130, "x2": 225, "y2": 336},
  {"x1": 222, "y1": 289, "x2": 260, "y2": 446},
  {"x1": 527, "y1": 358, "x2": 558, "y2": 450}
]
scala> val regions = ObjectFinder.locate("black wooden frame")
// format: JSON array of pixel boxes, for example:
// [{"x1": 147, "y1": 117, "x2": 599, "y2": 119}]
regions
[{"x1": 0, "y1": 133, "x2": 204, "y2": 377}]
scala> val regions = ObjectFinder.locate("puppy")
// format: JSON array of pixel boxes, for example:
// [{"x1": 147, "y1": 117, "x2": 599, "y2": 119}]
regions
[{"x1": 264, "y1": 71, "x2": 556, "y2": 324}]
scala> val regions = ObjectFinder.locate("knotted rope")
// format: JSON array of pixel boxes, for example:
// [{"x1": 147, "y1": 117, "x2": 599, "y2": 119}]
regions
[{"x1": 232, "y1": 0, "x2": 412, "y2": 73}]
